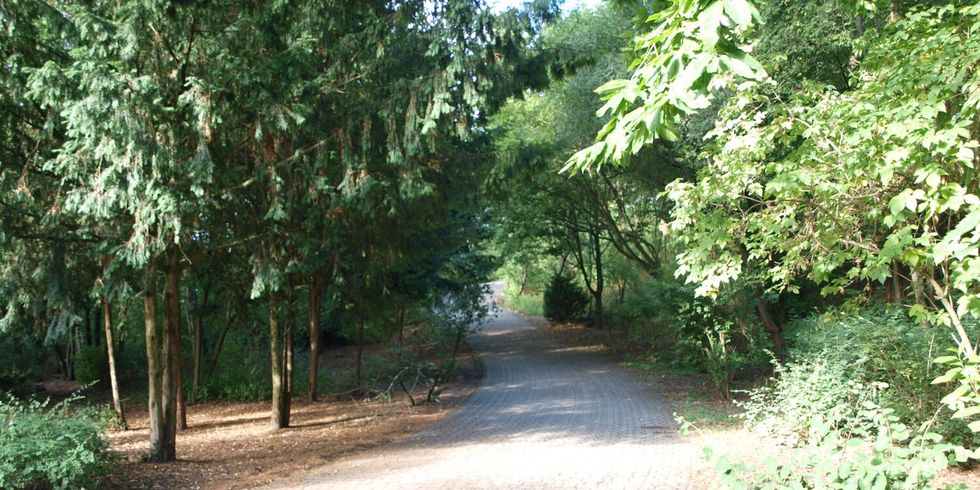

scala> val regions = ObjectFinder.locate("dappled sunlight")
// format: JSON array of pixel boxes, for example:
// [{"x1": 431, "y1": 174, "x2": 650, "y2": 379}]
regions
[{"x1": 265, "y1": 309, "x2": 697, "y2": 489}]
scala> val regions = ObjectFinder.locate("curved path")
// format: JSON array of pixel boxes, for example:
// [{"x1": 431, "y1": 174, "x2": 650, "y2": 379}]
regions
[{"x1": 278, "y1": 298, "x2": 698, "y2": 489}]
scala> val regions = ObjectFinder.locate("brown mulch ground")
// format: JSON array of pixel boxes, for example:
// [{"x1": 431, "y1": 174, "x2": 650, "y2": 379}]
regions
[{"x1": 101, "y1": 348, "x2": 481, "y2": 489}]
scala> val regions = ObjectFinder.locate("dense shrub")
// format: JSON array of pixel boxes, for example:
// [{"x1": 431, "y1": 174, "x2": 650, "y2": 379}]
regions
[
  {"x1": 74, "y1": 345, "x2": 108, "y2": 386},
  {"x1": 713, "y1": 384, "x2": 963, "y2": 489},
  {"x1": 0, "y1": 333, "x2": 44, "y2": 391},
  {"x1": 608, "y1": 275, "x2": 769, "y2": 397},
  {"x1": 741, "y1": 306, "x2": 980, "y2": 447},
  {"x1": 542, "y1": 274, "x2": 589, "y2": 323},
  {"x1": 0, "y1": 394, "x2": 112, "y2": 489}
]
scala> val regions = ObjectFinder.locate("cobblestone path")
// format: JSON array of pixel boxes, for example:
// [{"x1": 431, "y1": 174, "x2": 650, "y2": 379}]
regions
[{"x1": 277, "y1": 302, "x2": 698, "y2": 489}]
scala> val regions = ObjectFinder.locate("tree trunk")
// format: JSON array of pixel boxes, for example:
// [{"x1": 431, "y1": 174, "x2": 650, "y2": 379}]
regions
[
  {"x1": 557, "y1": 254, "x2": 568, "y2": 276},
  {"x1": 396, "y1": 305, "x2": 405, "y2": 345},
  {"x1": 755, "y1": 298, "x2": 785, "y2": 363},
  {"x1": 102, "y1": 297, "x2": 126, "y2": 427},
  {"x1": 189, "y1": 285, "x2": 207, "y2": 405},
  {"x1": 355, "y1": 318, "x2": 365, "y2": 391},
  {"x1": 83, "y1": 307, "x2": 93, "y2": 347},
  {"x1": 269, "y1": 294, "x2": 289, "y2": 429},
  {"x1": 591, "y1": 229, "x2": 604, "y2": 329},
  {"x1": 164, "y1": 266, "x2": 187, "y2": 431},
  {"x1": 145, "y1": 268, "x2": 175, "y2": 462},
  {"x1": 518, "y1": 265, "x2": 528, "y2": 295},
  {"x1": 284, "y1": 319, "x2": 293, "y2": 427},
  {"x1": 206, "y1": 310, "x2": 235, "y2": 379},
  {"x1": 191, "y1": 311, "x2": 202, "y2": 404},
  {"x1": 188, "y1": 287, "x2": 208, "y2": 404},
  {"x1": 307, "y1": 280, "x2": 321, "y2": 402}
]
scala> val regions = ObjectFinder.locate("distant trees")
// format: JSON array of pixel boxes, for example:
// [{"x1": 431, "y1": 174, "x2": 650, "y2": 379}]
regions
[
  {"x1": 1, "y1": 0, "x2": 553, "y2": 461},
  {"x1": 489, "y1": 6, "x2": 687, "y2": 326}
]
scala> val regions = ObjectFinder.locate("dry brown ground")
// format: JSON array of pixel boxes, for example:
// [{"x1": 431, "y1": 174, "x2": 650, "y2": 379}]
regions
[{"x1": 102, "y1": 348, "x2": 481, "y2": 489}]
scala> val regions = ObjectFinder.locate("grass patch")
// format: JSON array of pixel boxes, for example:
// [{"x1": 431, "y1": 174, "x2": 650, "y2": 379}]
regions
[
  {"x1": 622, "y1": 355, "x2": 741, "y2": 429},
  {"x1": 505, "y1": 293, "x2": 544, "y2": 317}
]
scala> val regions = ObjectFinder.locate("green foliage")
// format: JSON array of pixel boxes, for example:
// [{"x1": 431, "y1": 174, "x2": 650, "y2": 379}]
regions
[
  {"x1": 505, "y1": 293, "x2": 545, "y2": 317},
  {"x1": 716, "y1": 390, "x2": 964, "y2": 489},
  {"x1": 0, "y1": 332, "x2": 44, "y2": 391},
  {"x1": 608, "y1": 274, "x2": 769, "y2": 395},
  {"x1": 73, "y1": 345, "x2": 107, "y2": 387},
  {"x1": 0, "y1": 393, "x2": 112, "y2": 490},
  {"x1": 741, "y1": 307, "x2": 980, "y2": 447},
  {"x1": 543, "y1": 274, "x2": 590, "y2": 323},
  {"x1": 198, "y1": 333, "x2": 271, "y2": 402},
  {"x1": 565, "y1": 0, "x2": 766, "y2": 171}
]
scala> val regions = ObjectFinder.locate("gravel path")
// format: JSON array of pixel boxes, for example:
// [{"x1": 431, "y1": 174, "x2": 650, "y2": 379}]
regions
[{"x1": 276, "y1": 301, "x2": 699, "y2": 489}]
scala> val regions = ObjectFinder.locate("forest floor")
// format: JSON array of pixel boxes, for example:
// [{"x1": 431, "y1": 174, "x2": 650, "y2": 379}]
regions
[
  {"x1": 102, "y1": 345, "x2": 482, "y2": 489},
  {"x1": 536, "y1": 317, "x2": 980, "y2": 489}
]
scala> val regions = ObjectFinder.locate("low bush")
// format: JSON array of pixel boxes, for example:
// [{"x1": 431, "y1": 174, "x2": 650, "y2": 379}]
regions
[
  {"x1": 0, "y1": 332, "x2": 45, "y2": 391},
  {"x1": 726, "y1": 305, "x2": 979, "y2": 489},
  {"x1": 510, "y1": 296, "x2": 544, "y2": 317},
  {"x1": 0, "y1": 393, "x2": 112, "y2": 489},
  {"x1": 712, "y1": 384, "x2": 964, "y2": 489},
  {"x1": 608, "y1": 275, "x2": 770, "y2": 396},
  {"x1": 74, "y1": 345, "x2": 108, "y2": 387},
  {"x1": 761, "y1": 306, "x2": 980, "y2": 447},
  {"x1": 542, "y1": 274, "x2": 589, "y2": 323}
]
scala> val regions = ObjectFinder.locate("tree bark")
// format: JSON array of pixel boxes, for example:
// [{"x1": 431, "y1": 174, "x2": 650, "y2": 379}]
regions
[
  {"x1": 284, "y1": 318, "x2": 293, "y2": 427},
  {"x1": 307, "y1": 279, "x2": 321, "y2": 402},
  {"x1": 755, "y1": 298, "x2": 785, "y2": 363},
  {"x1": 269, "y1": 294, "x2": 289, "y2": 429},
  {"x1": 190, "y1": 286, "x2": 207, "y2": 404},
  {"x1": 356, "y1": 318, "x2": 365, "y2": 391},
  {"x1": 164, "y1": 266, "x2": 187, "y2": 431},
  {"x1": 591, "y1": 227, "x2": 604, "y2": 329},
  {"x1": 83, "y1": 307, "x2": 93, "y2": 347},
  {"x1": 396, "y1": 305, "x2": 405, "y2": 345},
  {"x1": 145, "y1": 268, "x2": 175, "y2": 462},
  {"x1": 206, "y1": 310, "x2": 234, "y2": 379},
  {"x1": 887, "y1": 262, "x2": 903, "y2": 304},
  {"x1": 102, "y1": 296, "x2": 126, "y2": 427}
]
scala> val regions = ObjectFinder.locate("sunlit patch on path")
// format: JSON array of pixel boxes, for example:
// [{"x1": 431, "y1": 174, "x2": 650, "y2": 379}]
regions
[{"x1": 271, "y1": 296, "x2": 698, "y2": 489}]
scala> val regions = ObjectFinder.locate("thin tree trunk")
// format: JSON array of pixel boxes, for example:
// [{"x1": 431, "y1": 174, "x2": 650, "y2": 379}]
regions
[
  {"x1": 83, "y1": 308, "x2": 93, "y2": 347},
  {"x1": 52, "y1": 344, "x2": 69, "y2": 381},
  {"x1": 69, "y1": 321, "x2": 79, "y2": 379},
  {"x1": 284, "y1": 318, "x2": 293, "y2": 427},
  {"x1": 307, "y1": 279, "x2": 321, "y2": 402},
  {"x1": 395, "y1": 304, "x2": 406, "y2": 345},
  {"x1": 190, "y1": 287, "x2": 207, "y2": 404},
  {"x1": 206, "y1": 310, "x2": 234, "y2": 379},
  {"x1": 164, "y1": 266, "x2": 187, "y2": 431},
  {"x1": 270, "y1": 294, "x2": 288, "y2": 429},
  {"x1": 356, "y1": 318, "x2": 365, "y2": 391},
  {"x1": 755, "y1": 298, "x2": 785, "y2": 363},
  {"x1": 889, "y1": 262, "x2": 903, "y2": 304},
  {"x1": 191, "y1": 313, "x2": 202, "y2": 404},
  {"x1": 518, "y1": 265, "x2": 528, "y2": 295},
  {"x1": 102, "y1": 296, "x2": 126, "y2": 427},
  {"x1": 591, "y1": 229, "x2": 604, "y2": 329},
  {"x1": 145, "y1": 268, "x2": 175, "y2": 462}
]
